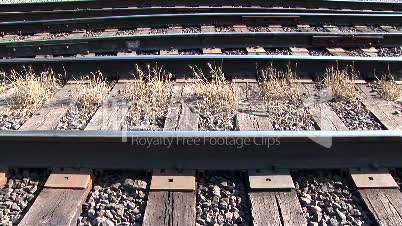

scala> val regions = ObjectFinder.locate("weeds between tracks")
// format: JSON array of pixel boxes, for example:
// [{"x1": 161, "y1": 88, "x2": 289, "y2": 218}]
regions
[
  {"x1": 189, "y1": 63, "x2": 237, "y2": 131},
  {"x1": 258, "y1": 66, "x2": 314, "y2": 130},
  {"x1": 124, "y1": 64, "x2": 174, "y2": 131}
]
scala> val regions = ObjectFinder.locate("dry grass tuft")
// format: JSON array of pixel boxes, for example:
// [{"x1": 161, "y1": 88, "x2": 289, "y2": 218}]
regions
[
  {"x1": 323, "y1": 67, "x2": 358, "y2": 102},
  {"x1": 189, "y1": 63, "x2": 237, "y2": 130},
  {"x1": 258, "y1": 65, "x2": 301, "y2": 103},
  {"x1": 9, "y1": 68, "x2": 63, "y2": 116},
  {"x1": 72, "y1": 71, "x2": 111, "y2": 112},
  {"x1": 257, "y1": 66, "x2": 314, "y2": 130},
  {"x1": 376, "y1": 74, "x2": 402, "y2": 102},
  {"x1": 124, "y1": 64, "x2": 174, "y2": 130}
]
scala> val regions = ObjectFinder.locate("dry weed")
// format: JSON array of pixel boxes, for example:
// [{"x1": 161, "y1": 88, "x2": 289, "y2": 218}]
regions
[
  {"x1": 258, "y1": 65, "x2": 301, "y2": 103},
  {"x1": 189, "y1": 63, "x2": 237, "y2": 131},
  {"x1": 9, "y1": 68, "x2": 63, "y2": 117},
  {"x1": 72, "y1": 71, "x2": 111, "y2": 112},
  {"x1": 258, "y1": 65, "x2": 314, "y2": 130},
  {"x1": 323, "y1": 67, "x2": 358, "y2": 102},
  {"x1": 376, "y1": 74, "x2": 402, "y2": 102},
  {"x1": 124, "y1": 64, "x2": 174, "y2": 130}
]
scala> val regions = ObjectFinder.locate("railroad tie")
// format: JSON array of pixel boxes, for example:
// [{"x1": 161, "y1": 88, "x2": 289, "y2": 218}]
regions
[
  {"x1": 357, "y1": 84, "x2": 402, "y2": 130},
  {"x1": 248, "y1": 169, "x2": 306, "y2": 226},
  {"x1": 18, "y1": 168, "x2": 92, "y2": 226},
  {"x1": 350, "y1": 168, "x2": 402, "y2": 226},
  {"x1": 142, "y1": 169, "x2": 196, "y2": 226},
  {"x1": 0, "y1": 169, "x2": 6, "y2": 189},
  {"x1": 85, "y1": 81, "x2": 130, "y2": 131}
]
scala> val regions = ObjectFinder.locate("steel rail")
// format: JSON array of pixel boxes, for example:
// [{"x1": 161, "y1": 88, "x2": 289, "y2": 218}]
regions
[
  {"x1": 0, "y1": 55, "x2": 401, "y2": 79},
  {"x1": 1, "y1": 13, "x2": 402, "y2": 35},
  {"x1": 0, "y1": 7, "x2": 399, "y2": 22},
  {"x1": 1, "y1": 32, "x2": 401, "y2": 58},
  {"x1": 0, "y1": 0, "x2": 401, "y2": 12},
  {"x1": 0, "y1": 130, "x2": 400, "y2": 169}
]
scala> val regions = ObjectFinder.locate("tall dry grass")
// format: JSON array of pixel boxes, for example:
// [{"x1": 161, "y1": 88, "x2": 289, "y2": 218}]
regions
[
  {"x1": 72, "y1": 71, "x2": 111, "y2": 112},
  {"x1": 376, "y1": 74, "x2": 402, "y2": 102},
  {"x1": 322, "y1": 67, "x2": 358, "y2": 102},
  {"x1": 189, "y1": 63, "x2": 237, "y2": 130},
  {"x1": 8, "y1": 68, "x2": 64, "y2": 117},
  {"x1": 124, "y1": 64, "x2": 174, "y2": 130}
]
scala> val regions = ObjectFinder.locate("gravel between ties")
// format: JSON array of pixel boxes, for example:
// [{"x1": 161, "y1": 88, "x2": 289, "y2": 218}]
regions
[
  {"x1": 329, "y1": 100, "x2": 383, "y2": 130},
  {"x1": 196, "y1": 172, "x2": 251, "y2": 226},
  {"x1": 0, "y1": 169, "x2": 47, "y2": 226},
  {"x1": 378, "y1": 47, "x2": 402, "y2": 57},
  {"x1": 78, "y1": 171, "x2": 149, "y2": 226},
  {"x1": 294, "y1": 170, "x2": 375, "y2": 226}
]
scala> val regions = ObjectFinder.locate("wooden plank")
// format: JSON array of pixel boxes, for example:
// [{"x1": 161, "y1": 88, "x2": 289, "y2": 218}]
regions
[
  {"x1": 236, "y1": 82, "x2": 273, "y2": 131},
  {"x1": 0, "y1": 170, "x2": 6, "y2": 189},
  {"x1": 303, "y1": 83, "x2": 348, "y2": 130},
  {"x1": 269, "y1": 25, "x2": 284, "y2": 32},
  {"x1": 246, "y1": 47, "x2": 266, "y2": 55},
  {"x1": 359, "y1": 189, "x2": 402, "y2": 226},
  {"x1": 163, "y1": 85, "x2": 183, "y2": 131},
  {"x1": 18, "y1": 170, "x2": 92, "y2": 226},
  {"x1": 177, "y1": 84, "x2": 199, "y2": 131},
  {"x1": 233, "y1": 25, "x2": 248, "y2": 32},
  {"x1": 290, "y1": 47, "x2": 309, "y2": 56},
  {"x1": 249, "y1": 192, "x2": 282, "y2": 226},
  {"x1": 85, "y1": 82, "x2": 129, "y2": 130},
  {"x1": 143, "y1": 191, "x2": 196, "y2": 226},
  {"x1": 326, "y1": 48, "x2": 348, "y2": 56},
  {"x1": 145, "y1": 84, "x2": 197, "y2": 225},
  {"x1": 357, "y1": 84, "x2": 402, "y2": 130},
  {"x1": 18, "y1": 187, "x2": 91, "y2": 226},
  {"x1": 201, "y1": 26, "x2": 215, "y2": 33},
  {"x1": 0, "y1": 87, "x2": 14, "y2": 112},
  {"x1": 19, "y1": 83, "x2": 74, "y2": 130},
  {"x1": 202, "y1": 48, "x2": 222, "y2": 54},
  {"x1": 276, "y1": 190, "x2": 307, "y2": 226},
  {"x1": 249, "y1": 190, "x2": 306, "y2": 226}
]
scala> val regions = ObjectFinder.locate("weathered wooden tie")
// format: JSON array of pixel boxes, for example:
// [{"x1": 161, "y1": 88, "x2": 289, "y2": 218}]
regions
[
  {"x1": 350, "y1": 168, "x2": 402, "y2": 226},
  {"x1": 357, "y1": 84, "x2": 402, "y2": 130},
  {"x1": 18, "y1": 168, "x2": 92, "y2": 226},
  {"x1": 302, "y1": 83, "x2": 348, "y2": 130},
  {"x1": 142, "y1": 169, "x2": 196, "y2": 226},
  {"x1": 85, "y1": 81, "x2": 129, "y2": 130},
  {"x1": 0, "y1": 169, "x2": 7, "y2": 189},
  {"x1": 19, "y1": 82, "x2": 75, "y2": 130},
  {"x1": 248, "y1": 169, "x2": 306, "y2": 226},
  {"x1": 235, "y1": 81, "x2": 273, "y2": 131}
]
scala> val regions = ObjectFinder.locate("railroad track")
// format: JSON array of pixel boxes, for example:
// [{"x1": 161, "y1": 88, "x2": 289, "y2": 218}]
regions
[
  {"x1": 2, "y1": 12, "x2": 402, "y2": 35},
  {"x1": 1, "y1": 0, "x2": 402, "y2": 11},
  {"x1": 1, "y1": 1, "x2": 402, "y2": 226}
]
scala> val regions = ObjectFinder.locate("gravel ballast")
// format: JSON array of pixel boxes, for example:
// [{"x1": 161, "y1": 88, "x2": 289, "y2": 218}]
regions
[
  {"x1": 182, "y1": 27, "x2": 201, "y2": 33},
  {"x1": 196, "y1": 172, "x2": 251, "y2": 226},
  {"x1": 0, "y1": 169, "x2": 47, "y2": 226},
  {"x1": 247, "y1": 26, "x2": 270, "y2": 32},
  {"x1": 269, "y1": 101, "x2": 317, "y2": 131},
  {"x1": 78, "y1": 171, "x2": 149, "y2": 226},
  {"x1": 294, "y1": 170, "x2": 375, "y2": 226},
  {"x1": 223, "y1": 49, "x2": 247, "y2": 55},
  {"x1": 329, "y1": 100, "x2": 383, "y2": 130},
  {"x1": 378, "y1": 47, "x2": 402, "y2": 57},
  {"x1": 337, "y1": 26, "x2": 360, "y2": 33},
  {"x1": 265, "y1": 48, "x2": 291, "y2": 55},
  {"x1": 344, "y1": 48, "x2": 369, "y2": 57}
]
